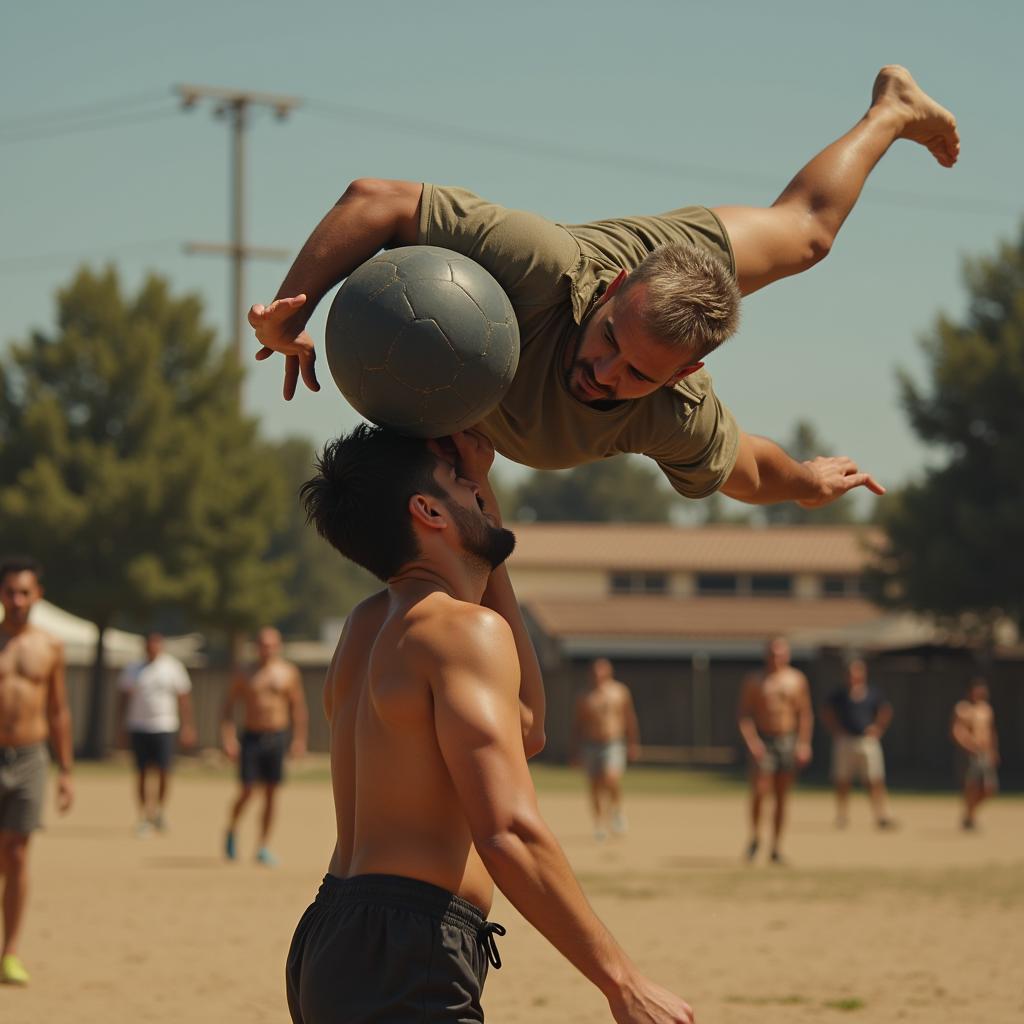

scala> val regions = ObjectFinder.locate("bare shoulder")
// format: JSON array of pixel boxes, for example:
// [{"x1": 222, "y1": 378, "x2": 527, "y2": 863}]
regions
[
  {"x1": 952, "y1": 699, "x2": 971, "y2": 718},
  {"x1": 614, "y1": 680, "x2": 633, "y2": 702},
  {"x1": 407, "y1": 594, "x2": 516, "y2": 669}
]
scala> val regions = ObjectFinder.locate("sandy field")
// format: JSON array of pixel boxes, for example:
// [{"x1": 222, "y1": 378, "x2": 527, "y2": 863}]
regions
[{"x1": 3, "y1": 763, "x2": 1022, "y2": 1024}]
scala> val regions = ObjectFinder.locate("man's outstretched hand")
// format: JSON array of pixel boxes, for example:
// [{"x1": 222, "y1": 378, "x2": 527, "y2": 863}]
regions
[
  {"x1": 797, "y1": 456, "x2": 885, "y2": 509},
  {"x1": 249, "y1": 294, "x2": 321, "y2": 400}
]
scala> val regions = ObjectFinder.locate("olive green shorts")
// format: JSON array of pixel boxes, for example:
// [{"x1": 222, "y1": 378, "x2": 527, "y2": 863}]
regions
[{"x1": 0, "y1": 743, "x2": 48, "y2": 834}]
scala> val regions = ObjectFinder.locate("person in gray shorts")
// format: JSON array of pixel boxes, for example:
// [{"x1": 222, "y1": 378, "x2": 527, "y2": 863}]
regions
[{"x1": 0, "y1": 556, "x2": 74, "y2": 986}]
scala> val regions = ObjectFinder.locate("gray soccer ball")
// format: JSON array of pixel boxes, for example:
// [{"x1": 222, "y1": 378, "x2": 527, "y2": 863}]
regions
[{"x1": 325, "y1": 246, "x2": 520, "y2": 438}]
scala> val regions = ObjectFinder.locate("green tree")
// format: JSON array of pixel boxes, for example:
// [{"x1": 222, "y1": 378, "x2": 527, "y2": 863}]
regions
[
  {"x1": 267, "y1": 437, "x2": 379, "y2": 638},
  {"x1": 0, "y1": 267, "x2": 289, "y2": 755},
  {"x1": 511, "y1": 455, "x2": 673, "y2": 522},
  {"x1": 869, "y1": 226, "x2": 1024, "y2": 628}
]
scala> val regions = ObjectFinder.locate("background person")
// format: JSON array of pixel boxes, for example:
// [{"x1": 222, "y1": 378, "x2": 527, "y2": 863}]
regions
[
  {"x1": 570, "y1": 658, "x2": 640, "y2": 839},
  {"x1": 221, "y1": 626, "x2": 308, "y2": 866},
  {"x1": 0, "y1": 556, "x2": 73, "y2": 986},
  {"x1": 821, "y1": 658, "x2": 895, "y2": 829},
  {"x1": 737, "y1": 637, "x2": 813, "y2": 864},
  {"x1": 951, "y1": 678, "x2": 1000, "y2": 831},
  {"x1": 117, "y1": 632, "x2": 196, "y2": 835}
]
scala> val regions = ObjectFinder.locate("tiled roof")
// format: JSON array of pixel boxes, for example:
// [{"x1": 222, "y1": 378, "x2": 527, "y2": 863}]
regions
[
  {"x1": 507, "y1": 523, "x2": 878, "y2": 574},
  {"x1": 525, "y1": 595, "x2": 883, "y2": 641}
]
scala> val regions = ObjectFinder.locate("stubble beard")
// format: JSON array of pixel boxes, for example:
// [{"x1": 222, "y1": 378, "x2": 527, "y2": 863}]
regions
[{"x1": 447, "y1": 502, "x2": 516, "y2": 573}]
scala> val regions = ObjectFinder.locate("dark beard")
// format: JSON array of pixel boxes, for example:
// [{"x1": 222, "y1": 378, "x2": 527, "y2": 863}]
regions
[{"x1": 447, "y1": 502, "x2": 516, "y2": 571}]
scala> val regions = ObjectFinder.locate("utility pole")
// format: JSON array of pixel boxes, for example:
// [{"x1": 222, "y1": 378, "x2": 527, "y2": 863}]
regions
[{"x1": 176, "y1": 85, "x2": 300, "y2": 364}]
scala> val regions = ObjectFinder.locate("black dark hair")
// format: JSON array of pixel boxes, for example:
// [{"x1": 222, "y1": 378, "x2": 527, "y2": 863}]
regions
[
  {"x1": 0, "y1": 555, "x2": 43, "y2": 586},
  {"x1": 300, "y1": 424, "x2": 447, "y2": 581}
]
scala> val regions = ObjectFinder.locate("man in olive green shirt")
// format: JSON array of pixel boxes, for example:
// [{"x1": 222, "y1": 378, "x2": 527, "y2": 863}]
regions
[{"x1": 251, "y1": 66, "x2": 958, "y2": 509}]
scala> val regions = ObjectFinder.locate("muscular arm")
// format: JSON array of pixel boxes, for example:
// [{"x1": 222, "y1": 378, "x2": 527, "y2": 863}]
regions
[
  {"x1": 623, "y1": 689, "x2": 641, "y2": 758},
  {"x1": 736, "y1": 678, "x2": 764, "y2": 758},
  {"x1": 250, "y1": 178, "x2": 423, "y2": 399},
  {"x1": 220, "y1": 675, "x2": 244, "y2": 756},
  {"x1": 871, "y1": 701, "x2": 893, "y2": 738},
  {"x1": 950, "y1": 705, "x2": 977, "y2": 754},
  {"x1": 429, "y1": 613, "x2": 689, "y2": 1021},
  {"x1": 45, "y1": 644, "x2": 73, "y2": 812},
  {"x1": 720, "y1": 431, "x2": 884, "y2": 507},
  {"x1": 289, "y1": 668, "x2": 309, "y2": 756},
  {"x1": 795, "y1": 675, "x2": 814, "y2": 763}
]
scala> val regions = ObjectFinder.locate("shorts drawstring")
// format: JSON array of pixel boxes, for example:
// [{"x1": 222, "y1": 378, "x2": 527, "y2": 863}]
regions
[{"x1": 478, "y1": 920, "x2": 506, "y2": 969}]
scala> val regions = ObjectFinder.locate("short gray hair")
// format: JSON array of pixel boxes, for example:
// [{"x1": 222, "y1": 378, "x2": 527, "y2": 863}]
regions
[{"x1": 621, "y1": 243, "x2": 740, "y2": 359}]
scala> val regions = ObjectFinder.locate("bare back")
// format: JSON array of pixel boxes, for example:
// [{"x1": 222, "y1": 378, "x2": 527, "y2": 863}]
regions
[
  {"x1": 326, "y1": 590, "x2": 496, "y2": 913},
  {"x1": 740, "y1": 666, "x2": 809, "y2": 736},
  {"x1": 0, "y1": 626, "x2": 61, "y2": 747},
  {"x1": 240, "y1": 658, "x2": 299, "y2": 732}
]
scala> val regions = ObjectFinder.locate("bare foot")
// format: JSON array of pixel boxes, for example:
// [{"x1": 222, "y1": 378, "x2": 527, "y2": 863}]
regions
[{"x1": 871, "y1": 65, "x2": 959, "y2": 168}]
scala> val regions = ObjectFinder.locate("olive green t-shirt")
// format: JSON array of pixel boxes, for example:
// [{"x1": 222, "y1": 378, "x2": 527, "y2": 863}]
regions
[{"x1": 417, "y1": 184, "x2": 740, "y2": 499}]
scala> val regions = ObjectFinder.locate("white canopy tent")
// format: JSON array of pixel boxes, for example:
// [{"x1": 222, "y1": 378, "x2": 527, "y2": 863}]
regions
[{"x1": 1, "y1": 600, "x2": 204, "y2": 668}]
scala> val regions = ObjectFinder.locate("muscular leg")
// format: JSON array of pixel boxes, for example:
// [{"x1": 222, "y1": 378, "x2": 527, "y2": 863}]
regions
[
  {"x1": 715, "y1": 66, "x2": 959, "y2": 295},
  {"x1": 229, "y1": 784, "x2": 255, "y2": 831},
  {"x1": 834, "y1": 779, "x2": 852, "y2": 826},
  {"x1": 259, "y1": 784, "x2": 278, "y2": 846},
  {"x1": 0, "y1": 833, "x2": 30, "y2": 958},
  {"x1": 770, "y1": 772, "x2": 794, "y2": 858},
  {"x1": 868, "y1": 780, "x2": 892, "y2": 825},
  {"x1": 748, "y1": 771, "x2": 771, "y2": 857},
  {"x1": 587, "y1": 776, "x2": 607, "y2": 835},
  {"x1": 156, "y1": 768, "x2": 170, "y2": 811}
]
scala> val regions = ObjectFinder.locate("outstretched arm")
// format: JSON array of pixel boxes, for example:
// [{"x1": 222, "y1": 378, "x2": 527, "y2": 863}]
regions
[
  {"x1": 46, "y1": 643, "x2": 74, "y2": 813},
  {"x1": 720, "y1": 431, "x2": 884, "y2": 507},
  {"x1": 249, "y1": 178, "x2": 423, "y2": 399},
  {"x1": 713, "y1": 66, "x2": 958, "y2": 295},
  {"x1": 429, "y1": 615, "x2": 693, "y2": 1024}
]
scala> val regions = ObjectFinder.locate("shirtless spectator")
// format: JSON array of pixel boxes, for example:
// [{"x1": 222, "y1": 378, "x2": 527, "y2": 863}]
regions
[
  {"x1": 951, "y1": 678, "x2": 1000, "y2": 831},
  {"x1": 286, "y1": 425, "x2": 695, "y2": 1024},
  {"x1": 0, "y1": 556, "x2": 73, "y2": 986},
  {"x1": 737, "y1": 637, "x2": 812, "y2": 864},
  {"x1": 571, "y1": 659, "x2": 640, "y2": 840},
  {"x1": 221, "y1": 626, "x2": 308, "y2": 866}
]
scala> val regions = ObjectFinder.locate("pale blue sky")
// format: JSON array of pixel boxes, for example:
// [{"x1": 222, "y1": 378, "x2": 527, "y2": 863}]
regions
[{"x1": 4, "y1": 0, "x2": 1022, "y2": 500}]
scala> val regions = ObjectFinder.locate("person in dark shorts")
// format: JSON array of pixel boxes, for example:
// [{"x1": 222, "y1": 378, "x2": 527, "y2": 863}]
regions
[
  {"x1": 0, "y1": 556, "x2": 74, "y2": 985},
  {"x1": 117, "y1": 633, "x2": 196, "y2": 834},
  {"x1": 287, "y1": 426, "x2": 696, "y2": 1023},
  {"x1": 221, "y1": 626, "x2": 308, "y2": 866}
]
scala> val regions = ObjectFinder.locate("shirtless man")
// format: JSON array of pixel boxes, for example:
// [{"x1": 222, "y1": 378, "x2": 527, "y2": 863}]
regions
[
  {"x1": 951, "y1": 678, "x2": 1000, "y2": 831},
  {"x1": 571, "y1": 659, "x2": 640, "y2": 840},
  {"x1": 221, "y1": 626, "x2": 308, "y2": 866},
  {"x1": 737, "y1": 638, "x2": 812, "y2": 864},
  {"x1": 252, "y1": 67, "x2": 957, "y2": 516},
  {"x1": 286, "y1": 426, "x2": 695, "y2": 1023},
  {"x1": 0, "y1": 557, "x2": 73, "y2": 986}
]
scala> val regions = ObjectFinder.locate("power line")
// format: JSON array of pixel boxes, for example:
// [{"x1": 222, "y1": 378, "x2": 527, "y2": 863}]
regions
[
  {"x1": 302, "y1": 97, "x2": 1018, "y2": 218},
  {"x1": 0, "y1": 90, "x2": 170, "y2": 131},
  {"x1": 0, "y1": 106, "x2": 179, "y2": 146},
  {"x1": 0, "y1": 238, "x2": 182, "y2": 275}
]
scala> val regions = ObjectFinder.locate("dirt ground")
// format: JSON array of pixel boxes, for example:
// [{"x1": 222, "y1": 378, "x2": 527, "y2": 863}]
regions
[{"x1": 3, "y1": 763, "x2": 1022, "y2": 1024}]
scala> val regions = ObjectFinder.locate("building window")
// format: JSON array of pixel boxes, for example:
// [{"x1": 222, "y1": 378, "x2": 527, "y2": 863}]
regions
[
  {"x1": 750, "y1": 574, "x2": 793, "y2": 597},
  {"x1": 822, "y1": 575, "x2": 863, "y2": 597},
  {"x1": 610, "y1": 571, "x2": 669, "y2": 595},
  {"x1": 697, "y1": 573, "x2": 738, "y2": 596}
]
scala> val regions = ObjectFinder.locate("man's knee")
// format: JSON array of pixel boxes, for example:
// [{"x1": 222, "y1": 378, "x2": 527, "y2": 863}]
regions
[{"x1": 0, "y1": 835, "x2": 29, "y2": 874}]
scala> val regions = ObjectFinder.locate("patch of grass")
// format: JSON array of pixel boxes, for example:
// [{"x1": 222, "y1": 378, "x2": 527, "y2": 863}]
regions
[{"x1": 824, "y1": 997, "x2": 866, "y2": 1011}]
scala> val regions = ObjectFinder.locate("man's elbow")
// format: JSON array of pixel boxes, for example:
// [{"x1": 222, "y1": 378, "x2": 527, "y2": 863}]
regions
[{"x1": 523, "y1": 728, "x2": 546, "y2": 759}]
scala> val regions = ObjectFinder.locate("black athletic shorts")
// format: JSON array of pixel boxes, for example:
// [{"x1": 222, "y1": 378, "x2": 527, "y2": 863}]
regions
[
  {"x1": 240, "y1": 729, "x2": 289, "y2": 786},
  {"x1": 130, "y1": 731, "x2": 176, "y2": 772},
  {"x1": 286, "y1": 873, "x2": 505, "y2": 1024}
]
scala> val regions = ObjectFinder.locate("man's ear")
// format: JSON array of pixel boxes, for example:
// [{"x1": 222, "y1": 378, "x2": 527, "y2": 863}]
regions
[
  {"x1": 596, "y1": 269, "x2": 628, "y2": 307},
  {"x1": 409, "y1": 493, "x2": 448, "y2": 530},
  {"x1": 665, "y1": 361, "x2": 704, "y2": 387}
]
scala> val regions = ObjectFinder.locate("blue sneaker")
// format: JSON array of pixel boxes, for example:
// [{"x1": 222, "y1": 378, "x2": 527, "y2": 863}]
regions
[
  {"x1": 225, "y1": 831, "x2": 237, "y2": 861},
  {"x1": 256, "y1": 846, "x2": 278, "y2": 867}
]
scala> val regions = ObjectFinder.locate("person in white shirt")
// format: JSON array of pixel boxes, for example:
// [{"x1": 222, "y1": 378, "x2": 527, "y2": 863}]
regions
[{"x1": 117, "y1": 633, "x2": 196, "y2": 834}]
